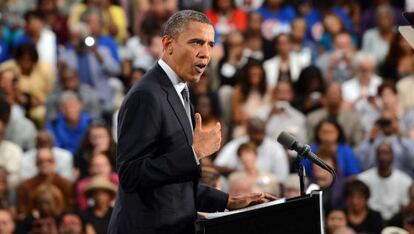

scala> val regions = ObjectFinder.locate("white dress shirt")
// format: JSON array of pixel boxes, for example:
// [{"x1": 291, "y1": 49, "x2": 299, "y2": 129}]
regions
[{"x1": 158, "y1": 59, "x2": 199, "y2": 164}]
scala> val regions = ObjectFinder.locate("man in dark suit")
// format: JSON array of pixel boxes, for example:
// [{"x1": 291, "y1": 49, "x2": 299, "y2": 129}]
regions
[{"x1": 108, "y1": 10, "x2": 273, "y2": 234}]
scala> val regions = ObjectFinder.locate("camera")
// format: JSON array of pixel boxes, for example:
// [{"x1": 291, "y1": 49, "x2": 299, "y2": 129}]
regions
[
  {"x1": 376, "y1": 118, "x2": 392, "y2": 128},
  {"x1": 80, "y1": 36, "x2": 95, "y2": 48}
]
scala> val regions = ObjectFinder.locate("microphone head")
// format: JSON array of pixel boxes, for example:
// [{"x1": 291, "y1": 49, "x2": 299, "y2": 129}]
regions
[{"x1": 277, "y1": 131, "x2": 296, "y2": 150}]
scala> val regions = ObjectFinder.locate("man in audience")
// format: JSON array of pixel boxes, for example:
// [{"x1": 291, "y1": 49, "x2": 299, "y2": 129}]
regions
[
  {"x1": 21, "y1": 130, "x2": 74, "y2": 181},
  {"x1": 255, "y1": 80, "x2": 307, "y2": 143},
  {"x1": 0, "y1": 209, "x2": 15, "y2": 234},
  {"x1": 214, "y1": 118, "x2": 289, "y2": 183},
  {"x1": 17, "y1": 147, "x2": 74, "y2": 217},
  {"x1": 46, "y1": 67, "x2": 102, "y2": 121},
  {"x1": 46, "y1": 91, "x2": 92, "y2": 154},
  {"x1": 357, "y1": 112, "x2": 414, "y2": 176},
  {"x1": 306, "y1": 82, "x2": 364, "y2": 146},
  {"x1": 358, "y1": 142, "x2": 412, "y2": 222},
  {"x1": 0, "y1": 64, "x2": 37, "y2": 151}
]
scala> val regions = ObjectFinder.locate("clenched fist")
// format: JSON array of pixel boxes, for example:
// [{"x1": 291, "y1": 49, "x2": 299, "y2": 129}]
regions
[{"x1": 192, "y1": 113, "x2": 222, "y2": 160}]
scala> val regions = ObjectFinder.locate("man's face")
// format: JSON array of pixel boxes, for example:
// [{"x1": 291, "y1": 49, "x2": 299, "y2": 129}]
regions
[
  {"x1": 61, "y1": 99, "x2": 82, "y2": 123},
  {"x1": 0, "y1": 211, "x2": 15, "y2": 234},
  {"x1": 376, "y1": 143, "x2": 393, "y2": 170},
  {"x1": 165, "y1": 21, "x2": 215, "y2": 83},
  {"x1": 36, "y1": 148, "x2": 56, "y2": 176}
]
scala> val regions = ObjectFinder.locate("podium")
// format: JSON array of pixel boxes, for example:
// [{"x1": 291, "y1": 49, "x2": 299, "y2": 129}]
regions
[{"x1": 195, "y1": 191, "x2": 325, "y2": 234}]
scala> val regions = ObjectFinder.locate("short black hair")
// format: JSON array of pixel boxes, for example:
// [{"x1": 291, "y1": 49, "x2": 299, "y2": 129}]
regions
[
  {"x1": 14, "y1": 42, "x2": 39, "y2": 63},
  {"x1": 163, "y1": 10, "x2": 212, "y2": 39},
  {"x1": 24, "y1": 10, "x2": 44, "y2": 22},
  {"x1": 344, "y1": 179, "x2": 370, "y2": 200}
]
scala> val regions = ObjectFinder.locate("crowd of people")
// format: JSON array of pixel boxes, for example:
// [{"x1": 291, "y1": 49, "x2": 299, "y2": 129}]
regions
[{"x1": 0, "y1": 0, "x2": 413, "y2": 233}]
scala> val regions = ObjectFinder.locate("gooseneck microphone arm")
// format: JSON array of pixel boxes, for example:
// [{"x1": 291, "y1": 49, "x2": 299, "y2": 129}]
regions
[{"x1": 277, "y1": 131, "x2": 337, "y2": 193}]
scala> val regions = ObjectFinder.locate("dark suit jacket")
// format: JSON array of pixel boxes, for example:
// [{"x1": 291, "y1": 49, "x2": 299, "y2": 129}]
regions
[{"x1": 108, "y1": 64, "x2": 228, "y2": 234}]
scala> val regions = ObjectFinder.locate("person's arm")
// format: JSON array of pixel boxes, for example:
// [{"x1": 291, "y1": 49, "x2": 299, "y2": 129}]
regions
[
  {"x1": 231, "y1": 86, "x2": 247, "y2": 125},
  {"x1": 342, "y1": 145, "x2": 361, "y2": 176},
  {"x1": 117, "y1": 90, "x2": 200, "y2": 193},
  {"x1": 196, "y1": 184, "x2": 229, "y2": 212}
]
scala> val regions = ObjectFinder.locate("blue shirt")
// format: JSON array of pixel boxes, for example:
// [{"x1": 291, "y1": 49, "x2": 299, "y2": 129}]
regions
[
  {"x1": 46, "y1": 112, "x2": 92, "y2": 154},
  {"x1": 301, "y1": 143, "x2": 361, "y2": 178}
]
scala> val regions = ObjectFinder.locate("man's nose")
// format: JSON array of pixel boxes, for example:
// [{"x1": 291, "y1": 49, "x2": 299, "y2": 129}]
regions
[{"x1": 198, "y1": 44, "x2": 211, "y2": 59}]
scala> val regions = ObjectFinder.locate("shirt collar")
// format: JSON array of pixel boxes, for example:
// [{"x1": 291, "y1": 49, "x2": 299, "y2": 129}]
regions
[{"x1": 158, "y1": 59, "x2": 186, "y2": 93}]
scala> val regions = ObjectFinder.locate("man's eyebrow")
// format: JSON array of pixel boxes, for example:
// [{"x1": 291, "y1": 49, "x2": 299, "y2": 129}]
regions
[{"x1": 187, "y1": 38, "x2": 215, "y2": 46}]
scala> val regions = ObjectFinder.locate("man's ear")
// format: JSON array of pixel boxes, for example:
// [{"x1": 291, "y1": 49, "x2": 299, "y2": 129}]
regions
[{"x1": 162, "y1": 36, "x2": 174, "y2": 55}]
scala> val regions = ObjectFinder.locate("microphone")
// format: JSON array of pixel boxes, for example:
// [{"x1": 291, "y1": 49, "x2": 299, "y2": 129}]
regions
[{"x1": 277, "y1": 131, "x2": 330, "y2": 171}]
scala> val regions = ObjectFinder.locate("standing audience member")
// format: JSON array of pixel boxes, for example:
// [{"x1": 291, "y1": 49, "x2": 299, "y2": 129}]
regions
[
  {"x1": 228, "y1": 142, "x2": 279, "y2": 196},
  {"x1": 344, "y1": 179, "x2": 383, "y2": 233},
  {"x1": 46, "y1": 91, "x2": 92, "y2": 155},
  {"x1": 82, "y1": 175, "x2": 116, "y2": 234},
  {"x1": 231, "y1": 59, "x2": 270, "y2": 137},
  {"x1": 21, "y1": 130, "x2": 74, "y2": 181},
  {"x1": 17, "y1": 148, "x2": 74, "y2": 218},
  {"x1": 215, "y1": 118, "x2": 289, "y2": 183},
  {"x1": 358, "y1": 142, "x2": 412, "y2": 221}
]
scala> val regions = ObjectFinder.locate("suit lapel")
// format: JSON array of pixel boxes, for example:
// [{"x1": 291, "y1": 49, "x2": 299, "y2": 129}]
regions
[{"x1": 155, "y1": 64, "x2": 193, "y2": 145}]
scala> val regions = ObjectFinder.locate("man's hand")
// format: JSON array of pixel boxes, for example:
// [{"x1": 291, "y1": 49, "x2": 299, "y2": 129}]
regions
[
  {"x1": 192, "y1": 113, "x2": 221, "y2": 160},
  {"x1": 227, "y1": 192, "x2": 277, "y2": 210}
]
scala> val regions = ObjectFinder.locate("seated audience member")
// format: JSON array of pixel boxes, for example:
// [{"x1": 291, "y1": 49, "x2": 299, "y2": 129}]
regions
[
  {"x1": 229, "y1": 142, "x2": 279, "y2": 196},
  {"x1": 0, "y1": 66, "x2": 37, "y2": 151},
  {"x1": 0, "y1": 168, "x2": 12, "y2": 210},
  {"x1": 215, "y1": 118, "x2": 289, "y2": 183},
  {"x1": 379, "y1": 33, "x2": 414, "y2": 81},
  {"x1": 344, "y1": 180, "x2": 383, "y2": 233},
  {"x1": 397, "y1": 64, "x2": 414, "y2": 110},
  {"x1": 315, "y1": 32, "x2": 356, "y2": 83},
  {"x1": 333, "y1": 227, "x2": 356, "y2": 234},
  {"x1": 312, "y1": 149, "x2": 346, "y2": 213},
  {"x1": 59, "y1": 212, "x2": 95, "y2": 234},
  {"x1": 17, "y1": 148, "x2": 74, "y2": 217},
  {"x1": 357, "y1": 112, "x2": 414, "y2": 176},
  {"x1": 200, "y1": 166, "x2": 221, "y2": 190},
  {"x1": 75, "y1": 121, "x2": 116, "y2": 179},
  {"x1": 358, "y1": 143, "x2": 412, "y2": 221},
  {"x1": 263, "y1": 34, "x2": 309, "y2": 88},
  {"x1": 325, "y1": 208, "x2": 348, "y2": 234},
  {"x1": 293, "y1": 65, "x2": 325, "y2": 114},
  {"x1": 282, "y1": 174, "x2": 301, "y2": 199},
  {"x1": 341, "y1": 52, "x2": 382, "y2": 112},
  {"x1": 46, "y1": 91, "x2": 92, "y2": 155},
  {"x1": 306, "y1": 82, "x2": 364, "y2": 147},
  {"x1": 59, "y1": 23, "x2": 121, "y2": 112},
  {"x1": 231, "y1": 59, "x2": 270, "y2": 137},
  {"x1": 3, "y1": 42, "x2": 55, "y2": 126},
  {"x1": 290, "y1": 17, "x2": 317, "y2": 63},
  {"x1": 361, "y1": 5, "x2": 395, "y2": 64},
  {"x1": 0, "y1": 209, "x2": 15, "y2": 234},
  {"x1": 317, "y1": 13, "x2": 350, "y2": 52},
  {"x1": 304, "y1": 118, "x2": 360, "y2": 178},
  {"x1": 22, "y1": 130, "x2": 73, "y2": 181},
  {"x1": 76, "y1": 153, "x2": 118, "y2": 210},
  {"x1": 389, "y1": 184, "x2": 414, "y2": 228},
  {"x1": 255, "y1": 80, "x2": 307, "y2": 143},
  {"x1": 46, "y1": 67, "x2": 102, "y2": 121},
  {"x1": 81, "y1": 175, "x2": 116, "y2": 234},
  {"x1": 16, "y1": 184, "x2": 65, "y2": 234},
  {"x1": 0, "y1": 117, "x2": 22, "y2": 194}
]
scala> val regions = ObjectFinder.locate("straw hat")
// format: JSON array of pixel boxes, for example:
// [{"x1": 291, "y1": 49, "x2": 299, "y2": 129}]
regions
[
  {"x1": 381, "y1": 226, "x2": 409, "y2": 234},
  {"x1": 84, "y1": 175, "x2": 117, "y2": 197}
]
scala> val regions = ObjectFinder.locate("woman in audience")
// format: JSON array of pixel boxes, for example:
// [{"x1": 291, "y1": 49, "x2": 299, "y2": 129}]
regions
[
  {"x1": 76, "y1": 153, "x2": 118, "y2": 210},
  {"x1": 75, "y1": 121, "x2": 116, "y2": 179},
  {"x1": 380, "y1": 33, "x2": 414, "y2": 81},
  {"x1": 205, "y1": 0, "x2": 247, "y2": 42},
  {"x1": 231, "y1": 59, "x2": 270, "y2": 137},
  {"x1": 228, "y1": 142, "x2": 279, "y2": 196},
  {"x1": 304, "y1": 118, "x2": 361, "y2": 178},
  {"x1": 325, "y1": 208, "x2": 349, "y2": 234},
  {"x1": 16, "y1": 184, "x2": 65, "y2": 234},
  {"x1": 293, "y1": 65, "x2": 325, "y2": 114},
  {"x1": 344, "y1": 179, "x2": 383, "y2": 233}
]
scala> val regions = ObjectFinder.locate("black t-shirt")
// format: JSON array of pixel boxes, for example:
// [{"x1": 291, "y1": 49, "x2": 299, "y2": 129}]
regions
[
  {"x1": 347, "y1": 209, "x2": 383, "y2": 234},
  {"x1": 82, "y1": 207, "x2": 113, "y2": 234}
]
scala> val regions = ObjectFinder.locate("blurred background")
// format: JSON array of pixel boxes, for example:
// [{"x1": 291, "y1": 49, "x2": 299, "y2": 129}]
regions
[{"x1": 0, "y1": 0, "x2": 413, "y2": 233}]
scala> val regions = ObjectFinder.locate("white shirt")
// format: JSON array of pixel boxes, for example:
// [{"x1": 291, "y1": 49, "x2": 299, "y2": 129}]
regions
[
  {"x1": 358, "y1": 168, "x2": 412, "y2": 220},
  {"x1": 342, "y1": 75, "x2": 382, "y2": 102},
  {"x1": 158, "y1": 59, "x2": 199, "y2": 164},
  {"x1": 215, "y1": 136, "x2": 289, "y2": 183}
]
